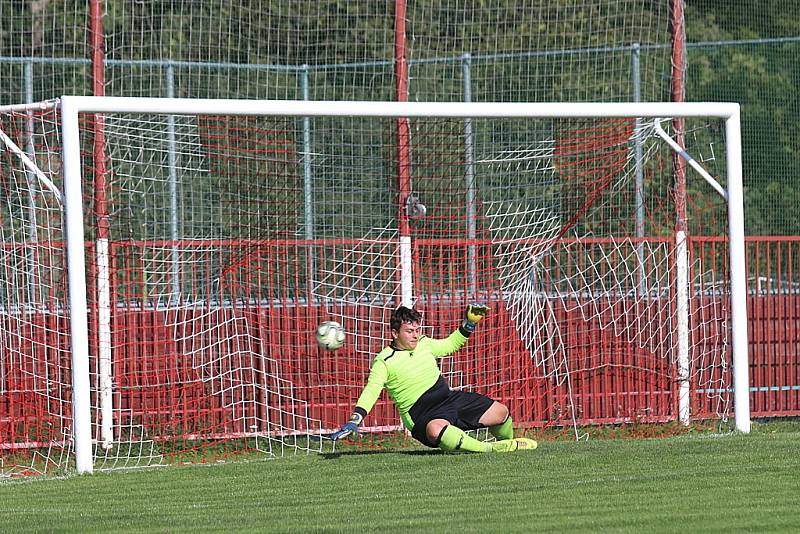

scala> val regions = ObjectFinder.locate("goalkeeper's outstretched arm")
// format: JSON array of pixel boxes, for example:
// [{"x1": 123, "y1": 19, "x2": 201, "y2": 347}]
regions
[{"x1": 328, "y1": 358, "x2": 387, "y2": 440}]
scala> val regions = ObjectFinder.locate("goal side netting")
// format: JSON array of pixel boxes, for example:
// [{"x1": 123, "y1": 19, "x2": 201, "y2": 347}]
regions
[{"x1": 0, "y1": 98, "x2": 748, "y2": 476}]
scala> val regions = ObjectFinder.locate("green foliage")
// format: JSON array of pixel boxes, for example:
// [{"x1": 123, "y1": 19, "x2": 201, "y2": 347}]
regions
[
  {"x1": 689, "y1": 0, "x2": 800, "y2": 39},
  {"x1": 1, "y1": 1, "x2": 798, "y2": 235},
  {"x1": 686, "y1": 41, "x2": 800, "y2": 235},
  {"x1": 686, "y1": 3, "x2": 800, "y2": 235}
]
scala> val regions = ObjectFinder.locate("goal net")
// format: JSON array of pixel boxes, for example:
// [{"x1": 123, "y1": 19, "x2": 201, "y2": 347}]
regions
[
  {"x1": 0, "y1": 106, "x2": 74, "y2": 477},
  {"x1": 0, "y1": 98, "x2": 747, "y2": 476}
]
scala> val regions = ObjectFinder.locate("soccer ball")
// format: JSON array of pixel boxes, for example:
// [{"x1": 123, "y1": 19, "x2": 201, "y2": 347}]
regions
[{"x1": 316, "y1": 320, "x2": 346, "y2": 351}]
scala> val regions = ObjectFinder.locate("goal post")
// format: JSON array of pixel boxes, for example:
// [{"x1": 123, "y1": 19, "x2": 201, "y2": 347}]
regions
[
  {"x1": 60, "y1": 97, "x2": 95, "y2": 474},
  {"x1": 724, "y1": 108, "x2": 750, "y2": 435},
  {"x1": 1, "y1": 96, "x2": 749, "y2": 476}
]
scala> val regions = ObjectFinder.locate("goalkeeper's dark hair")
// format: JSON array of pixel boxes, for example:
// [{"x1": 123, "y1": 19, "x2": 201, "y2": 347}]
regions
[{"x1": 390, "y1": 306, "x2": 422, "y2": 332}]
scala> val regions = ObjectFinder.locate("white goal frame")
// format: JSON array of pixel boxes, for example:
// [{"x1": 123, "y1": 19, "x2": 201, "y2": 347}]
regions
[{"x1": 52, "y1": 96, "x2": 749, "y2": 473}]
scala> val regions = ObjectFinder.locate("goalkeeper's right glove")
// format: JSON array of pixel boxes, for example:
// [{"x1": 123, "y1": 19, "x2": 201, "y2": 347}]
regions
[
  {"x1": 462, "y1": 303, "x2": 489, "y2": 334},
  {"x1": 328, "y1": 410, "x2": 364, "y2": 441}
]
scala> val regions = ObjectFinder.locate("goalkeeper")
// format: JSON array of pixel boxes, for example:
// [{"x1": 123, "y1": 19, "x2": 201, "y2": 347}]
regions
[{"x1": 329, "y1": 305, "x2": 537, "y2": 453}]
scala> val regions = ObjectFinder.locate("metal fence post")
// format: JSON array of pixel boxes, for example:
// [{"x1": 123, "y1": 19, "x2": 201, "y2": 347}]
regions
[
  {"x1": 166, "y1": 63, "x2": 181, "y2": 303},
  {"x1": 462, "y1": 53, "x2": 478, "y2": 298},
  {"x1": 632, "y1": 43, "x2": 647, "y2": 296},
  {"x1": 301, "y1": 65, "x2": 316, "y2": 301}
]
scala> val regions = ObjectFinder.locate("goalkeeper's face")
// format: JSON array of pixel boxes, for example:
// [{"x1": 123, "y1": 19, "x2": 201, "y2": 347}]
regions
[{"x1": 393, "y1": 321, "x2": 421, "y2": 351}]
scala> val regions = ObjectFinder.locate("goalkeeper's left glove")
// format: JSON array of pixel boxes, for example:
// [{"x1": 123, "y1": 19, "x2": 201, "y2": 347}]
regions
[
  {"x1": 462, "y1": 303, "x2": 489, "y2": 334},
  {"x1": 328, "y1": 410, "x2": 364, "y2": 441}
]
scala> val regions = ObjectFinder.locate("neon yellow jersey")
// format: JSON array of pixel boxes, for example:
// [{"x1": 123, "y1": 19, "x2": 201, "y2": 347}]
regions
[{"x1": 355, "y1": 329, "x2": 467, "y2": 430}]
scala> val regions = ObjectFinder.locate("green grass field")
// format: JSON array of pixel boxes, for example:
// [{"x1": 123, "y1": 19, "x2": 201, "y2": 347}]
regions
[{"x1": 1, "y1": 422, "x2": 799, "y2": 533}]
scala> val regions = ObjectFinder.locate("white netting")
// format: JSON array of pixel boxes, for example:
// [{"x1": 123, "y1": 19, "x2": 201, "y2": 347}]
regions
[
  {"x1": 0, "y1": 106, "x2": 73, "y2": 477},
  {"x1": 1, "y1": 105, "x2": 736, "y2": 477}
]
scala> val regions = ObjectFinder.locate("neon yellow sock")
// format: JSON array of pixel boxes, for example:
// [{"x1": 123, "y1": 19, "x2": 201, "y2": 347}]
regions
[
  {"x1": 437, "y1": 425, "x2": 492, "y2": 453},
  {"x1": 489, "y1": 415, "x2": 514, "y2": 440}
]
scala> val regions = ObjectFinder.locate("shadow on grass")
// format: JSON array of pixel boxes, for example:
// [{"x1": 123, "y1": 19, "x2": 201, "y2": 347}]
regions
[{"x1": 320, "y1": 449, "x2": 442, "y2": 459}]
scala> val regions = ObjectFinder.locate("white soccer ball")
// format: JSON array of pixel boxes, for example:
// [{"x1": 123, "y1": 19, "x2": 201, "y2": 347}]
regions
[{"x1": 316, "y1": 320, "x2": 346, "y2": 351}]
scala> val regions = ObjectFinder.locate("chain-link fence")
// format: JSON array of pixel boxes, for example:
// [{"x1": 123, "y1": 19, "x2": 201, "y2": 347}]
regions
[
  {"x1": 1, "y1": 18, "x2": 797, "y2": 236},
  {"x1": 686, "y1": 37, "x2": 800, "y2": 236}
]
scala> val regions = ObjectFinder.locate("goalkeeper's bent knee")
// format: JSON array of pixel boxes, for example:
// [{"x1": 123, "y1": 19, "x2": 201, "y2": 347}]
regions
[{"x1": 489, "y1": 415, "x2": 514, "y2": 440}]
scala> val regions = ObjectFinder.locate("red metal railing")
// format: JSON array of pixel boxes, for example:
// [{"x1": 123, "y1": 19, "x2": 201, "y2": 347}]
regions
[{"x1": 2, "y1": 236, "x2": 799, "y2": 453}]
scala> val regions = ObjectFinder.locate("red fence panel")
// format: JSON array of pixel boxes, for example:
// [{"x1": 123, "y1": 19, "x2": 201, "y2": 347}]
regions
[{"x1": 3, "y1": 237, "x2": 800, "y2": 453}]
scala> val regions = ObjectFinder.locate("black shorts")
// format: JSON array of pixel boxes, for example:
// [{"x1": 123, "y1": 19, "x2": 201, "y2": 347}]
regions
[{"x1": 408, "y1": 377, "x2": 496, "y2": 448}]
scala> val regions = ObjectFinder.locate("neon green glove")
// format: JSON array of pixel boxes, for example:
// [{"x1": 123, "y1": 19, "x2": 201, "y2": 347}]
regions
[{"x1": 463, "y1": 303, "x2": 489, "y2": 333}]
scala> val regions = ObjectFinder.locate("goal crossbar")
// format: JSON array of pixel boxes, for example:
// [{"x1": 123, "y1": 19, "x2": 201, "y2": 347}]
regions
[{"x1": 55, "y1": 95, "x2": 741, "y2": 119}]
